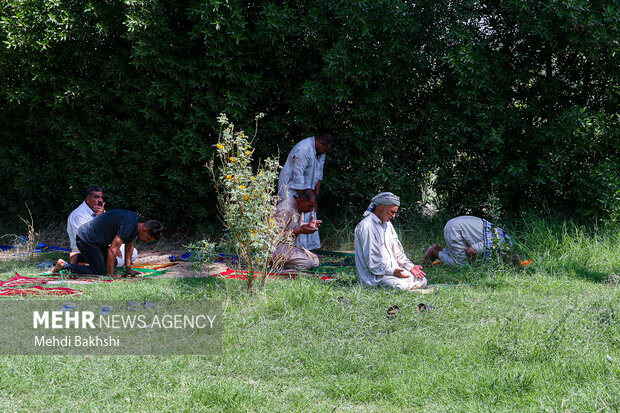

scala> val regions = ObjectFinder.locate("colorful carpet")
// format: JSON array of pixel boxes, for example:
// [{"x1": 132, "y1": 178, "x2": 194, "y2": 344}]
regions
[
  {"x1": 0, "y1": 273, "x2": 82, "y2": 296},
  {"x1": 0, "y1": 266, "x2": 169, "y2": 297},
  {"x1": 0, "y1": 274, "x2": 60, "y2": 288},
  {"x1": 0, "y1": 285, "x2": 81, "y2": 296},
  {"x1": 43, "y1": 267, "x2": 168, "y2": 279},
  {"x1": 212, "y1": 250, "x2": 356, "y2": 281},
  {"x1": 213, "y1": 267, "x2": 304, "y2": 280},
  {"x1": 314, "y1": 250, "x2": 356, "y2": 266}
]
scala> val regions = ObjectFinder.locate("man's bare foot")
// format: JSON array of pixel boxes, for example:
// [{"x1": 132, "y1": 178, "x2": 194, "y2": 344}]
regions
[
  {"x1": 52, "y1": 259, "x2": 65, "y2": 274},
  {"x1": 422, "y1": 244, "x2": 441, "y2": 266}
]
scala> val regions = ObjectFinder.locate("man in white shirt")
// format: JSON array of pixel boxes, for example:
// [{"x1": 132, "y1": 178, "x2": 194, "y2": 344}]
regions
[
  {"x1": 422, "y1": 216, "x2": 515, "y2": 266},
  {"x1": 277, "y1": 133, "x2": 335, "y2": 250},
  {"x1": 272, "y1": 189, "x2": 321, "y2": 270},
  {"x1": 66, "y1": 186, "x2": 137, "y2": 266},
  {"x1": 354, "y1": 192, "x2": 427, "y2": 290}
]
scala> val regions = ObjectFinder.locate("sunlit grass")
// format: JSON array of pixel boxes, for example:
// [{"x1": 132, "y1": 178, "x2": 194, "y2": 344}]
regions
[{"x1": 0, "y1": 215, "x2": 618, "y2": 411}]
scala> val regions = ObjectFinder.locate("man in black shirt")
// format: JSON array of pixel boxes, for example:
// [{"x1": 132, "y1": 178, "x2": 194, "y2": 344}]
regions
[{"x1": 52, "y1": 209, "x2": 162, "y2": 279}]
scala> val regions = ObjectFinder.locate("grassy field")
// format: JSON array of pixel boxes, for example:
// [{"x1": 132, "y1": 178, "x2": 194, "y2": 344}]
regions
[{"x1": 0, "y1": 216, "x2": 619, "y2": 412}]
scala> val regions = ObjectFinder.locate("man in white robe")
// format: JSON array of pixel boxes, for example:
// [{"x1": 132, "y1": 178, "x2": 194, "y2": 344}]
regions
[
  {"x1": 277, "y1": 133, "x2": 335, "y2": 250},
  {"x1": 67, "y1": 186, "x2": 137, "y2": 266},
  {"x1": 422, "y1": 215, "x2": 514, "y2": 266},
  {"x1": 354, "y1": 192, "x2": 427, "y2": 290},
  {"x1": 272, "y1": 189, "x2": 321, "y2": 270}
]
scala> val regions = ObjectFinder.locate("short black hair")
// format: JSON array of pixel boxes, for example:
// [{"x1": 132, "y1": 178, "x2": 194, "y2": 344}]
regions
[
  {"x1": 297, "y1": 189, "x2": 317, "y2": 202},
  {"x1": 316, "y1": 133, "x2": 335, "y2": 147},
  {"x1": 85, "y1": 186, "x2": 103, "y2": 198},
  {"x1": 143, "y1": 220, "x2": 163, "y2": 240}
]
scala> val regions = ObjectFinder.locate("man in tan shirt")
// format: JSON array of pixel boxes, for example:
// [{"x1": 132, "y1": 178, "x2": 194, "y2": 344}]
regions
[{"x1": 273, "y1": 189, "x2": 321, "y2": 269}]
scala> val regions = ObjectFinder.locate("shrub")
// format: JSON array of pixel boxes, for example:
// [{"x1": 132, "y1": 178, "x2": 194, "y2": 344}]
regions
[{"x1": 192, "y1": 113, "x2": 282, "y2": 291}]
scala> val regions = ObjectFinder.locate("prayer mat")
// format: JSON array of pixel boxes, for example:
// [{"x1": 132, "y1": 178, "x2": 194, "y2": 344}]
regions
[
  {"x1": 34, "y1": 243, "x2": 71, "y2": 253},
  {"x1": 210, "y1": 250, "x2": 356, "y2": 282},
  {"x1": 133, "y1": 263, "x2": 177, "y2": 271},
  {"x1": 0, "y1": 285, "x2": 81, "y2": 296},
  {"x1": 46, "y1": 278, "x2": 112, "y2": 285},
  {"x1": 2, "y1": 272, "x2": 112, "y2": 287},
  {"x1": 314, "y1": 250, "x2": 356, "y2": 266},
  {"x1": 1, "y1": 243, "x2": 72, "y2": 254},
  {"x1": 0, "y1": 274, "x2": 59, "y2": 288},
  {"x1": 214, "y1": 267, "x2": 298, "y2": 280},
  {"x1": 168, "y1": 252, "x2": 191, "y2": 262},
  {"x1": 42, "y1": 267, "x2": 167, "y2": 279},
  {"x1": 131, "y1": 267, "x2": 168, "y2": 278},
  {"x1": 213, "y1": 267, "x2": 335, "y2": 282},
  {"x1": 213, "y1": 250, "x2": 355, "y2": 269},
  {"x1": 214, "y1": 253, "x2": 241, "y2": 266},
  {"x1": 0, "y1": 273, "x2": 83, "y2": 296}
]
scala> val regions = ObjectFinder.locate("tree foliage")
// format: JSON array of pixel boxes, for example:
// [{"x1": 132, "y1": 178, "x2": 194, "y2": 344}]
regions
[{"x1": 1, "y1": 0, "x2": 618, "y2": 229}]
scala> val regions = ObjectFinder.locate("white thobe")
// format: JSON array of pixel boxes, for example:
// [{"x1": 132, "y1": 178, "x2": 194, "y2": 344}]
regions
[
  {"x1": 272, "y1": 198, "x2": 319, "y2": 269},
  {"x1": 67, "y1": 201, "x2": 97, "y2": 251},
  {"x1": 438, "y1": 216, "x2": 485, "y2": 266},
  {"x1": 66, "y1": 201, "x2": 137, "y2": 266},
  {"x1": 277, "y1": 137, "x2": 325, "y2": 250},
  {"x1": 354, "y1": 214, "x2": 427, "y2": 290}
]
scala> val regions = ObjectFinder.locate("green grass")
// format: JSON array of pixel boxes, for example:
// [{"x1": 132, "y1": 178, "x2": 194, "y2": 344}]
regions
[{"x1": 0, "y1": 216, "x2": 619, "y2": 412}]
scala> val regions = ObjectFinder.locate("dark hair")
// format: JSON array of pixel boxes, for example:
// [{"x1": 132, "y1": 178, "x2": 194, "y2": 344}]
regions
[
  {"x1": 143, "y1": 220, "x2": 163, "y2": 240},
  {"x1": 316, "y1": 133, "x2": 335, "y2": 147},
  {"x1": 85, "y1": 186, "x2": 103, "y2": 198},
  {"x1": 297, "y1": 189, "x2": 317, "y2": 202}
]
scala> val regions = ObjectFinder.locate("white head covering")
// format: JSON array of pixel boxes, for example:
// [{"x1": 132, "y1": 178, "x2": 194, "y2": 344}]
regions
[{"x1": 363, "y1": 192, "x2": 400, "y2": 216}]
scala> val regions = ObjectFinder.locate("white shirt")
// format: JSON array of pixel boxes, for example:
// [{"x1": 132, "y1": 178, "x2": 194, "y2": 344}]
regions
[
  {"x1": 439, "y1": 216, "x2": 485, "y2": 266},
  {"x1": 277, "y1": 137, "x2": 325, "y2": 200},
  {"x1": 354, "y1": 214, "x2": 415, "y2": 287},
  {"x1": 66, "y1": 201, "x2": 138, "y2": 266},
  {"x1": 67, "y1": 201, "x2": 96, "y2": 251}
]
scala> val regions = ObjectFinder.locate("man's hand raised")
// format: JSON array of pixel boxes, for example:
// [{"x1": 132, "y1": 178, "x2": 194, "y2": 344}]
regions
[
  {"x1": 93, "y1": 201, "x2": 105, "y2": 216},
  {"x1": 295, "y1": 223, "x2": 320, "y2": 235}
]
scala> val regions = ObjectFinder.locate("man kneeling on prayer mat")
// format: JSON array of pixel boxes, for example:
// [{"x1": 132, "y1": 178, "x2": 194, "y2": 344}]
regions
[
  {"x1": 354, "y1": 192, "x2": 428, "y2": 290},
  {"x1": 53, "y1": 209, "x2": 162, "y2": 279},
  {"x1": 272, "y1": 189, "x2": 321, "y2": 270},
  {"x1": 422, "y1": 215, "x2": 521, "y2": 267}
]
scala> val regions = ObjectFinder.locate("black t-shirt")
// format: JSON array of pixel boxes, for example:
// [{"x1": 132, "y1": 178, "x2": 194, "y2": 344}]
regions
[{"x1": 77, "y1": 209, "x2": 139, "y2": 246}]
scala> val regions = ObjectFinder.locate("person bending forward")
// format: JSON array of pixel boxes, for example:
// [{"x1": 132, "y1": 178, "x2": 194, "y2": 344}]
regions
[
  {"x1": 53, "y1": 209, "x2": 162, "y2": 279},
  {"x1": 422, "y1": 215, "x2": 515, "y2": 266}
]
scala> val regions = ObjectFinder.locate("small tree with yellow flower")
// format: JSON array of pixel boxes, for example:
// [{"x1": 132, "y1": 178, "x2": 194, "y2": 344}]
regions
[{"x1": 199, "y1": 113, "x2": 283, "y2": 291}]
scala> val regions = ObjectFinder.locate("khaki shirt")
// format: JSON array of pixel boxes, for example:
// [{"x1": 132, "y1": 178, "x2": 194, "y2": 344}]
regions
[{"x1": 274, "y1": 198, "x2": 303, "y2": 247}]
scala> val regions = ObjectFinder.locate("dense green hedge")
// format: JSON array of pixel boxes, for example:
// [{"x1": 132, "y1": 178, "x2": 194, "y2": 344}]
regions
[{"x1": 1, "y1": 0, "x2": 618, "y2": 229}]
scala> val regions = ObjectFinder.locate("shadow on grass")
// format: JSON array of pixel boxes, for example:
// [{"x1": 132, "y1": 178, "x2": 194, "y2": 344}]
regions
[{"x1": 565, "y1": 263, "x2": 610, "y2": 283}]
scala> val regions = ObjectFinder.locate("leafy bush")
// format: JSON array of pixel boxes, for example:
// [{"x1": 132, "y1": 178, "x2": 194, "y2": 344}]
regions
[
  {"x1": 0, "y1": 0, "x2": 617, "y2": 228},
  {"x1": 191, "y1": 113, "x2": 282, "y2": 290}
]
